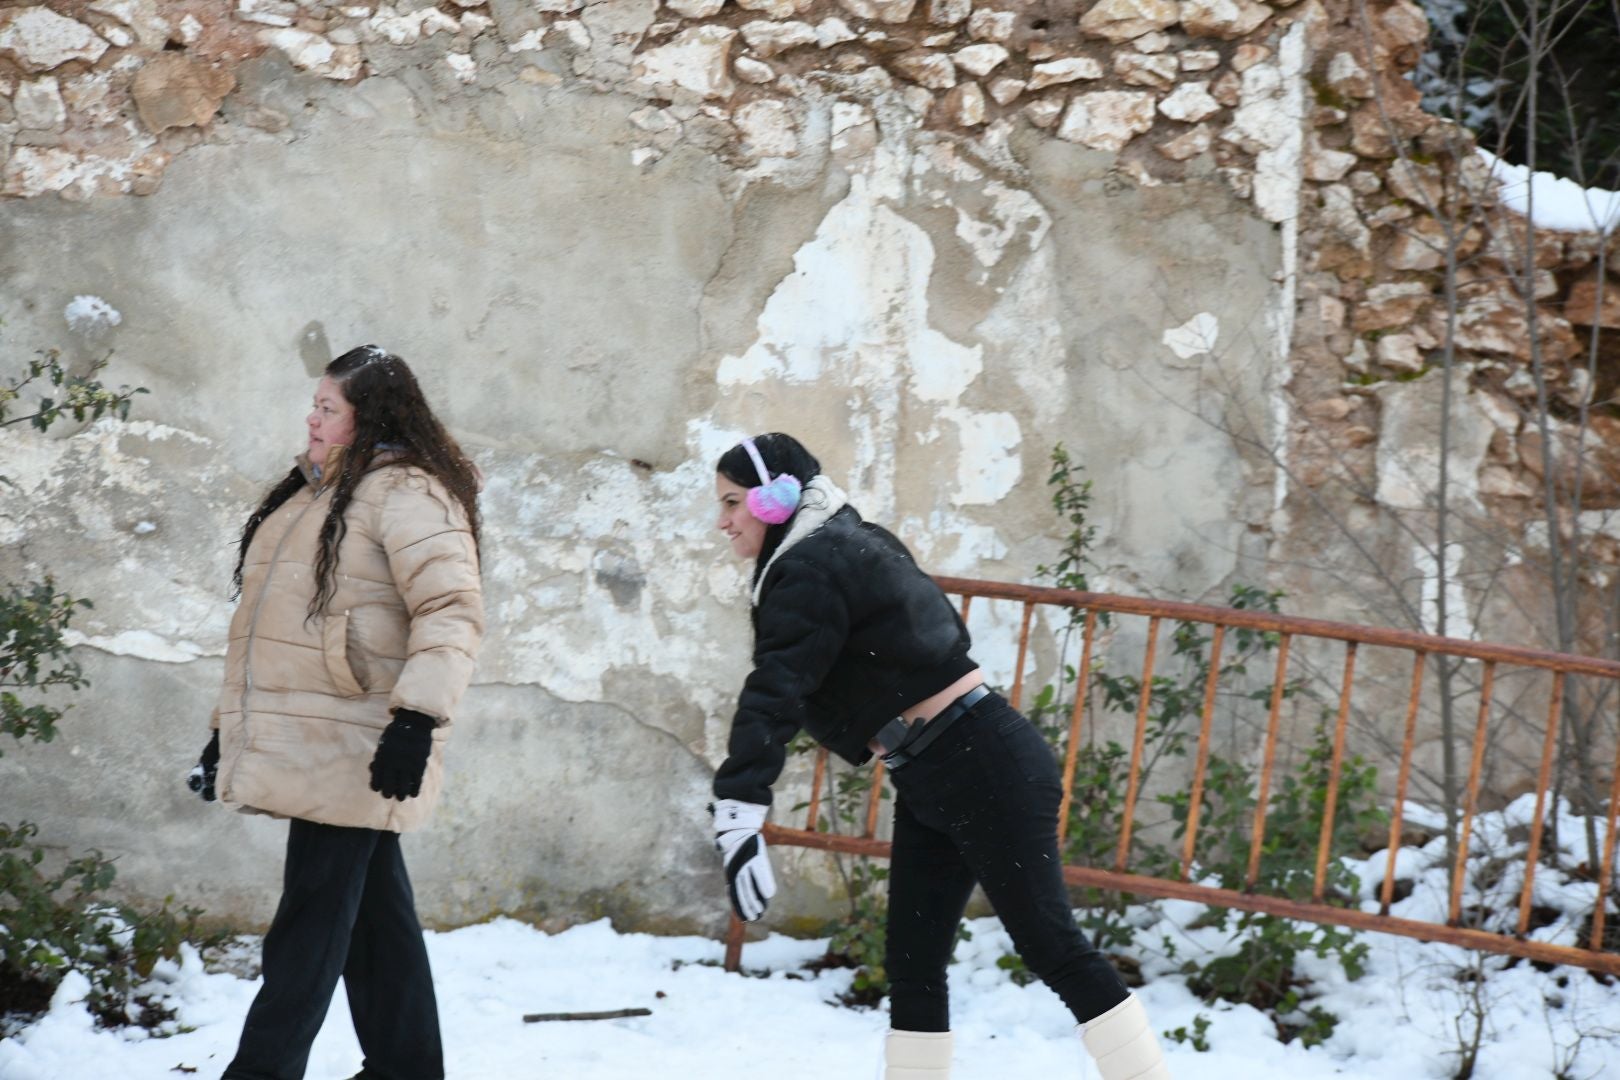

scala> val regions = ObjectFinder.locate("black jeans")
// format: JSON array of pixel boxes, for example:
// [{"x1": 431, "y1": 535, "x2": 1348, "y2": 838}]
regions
[
  {"x1": 223, "y1": 818, "x2": 443, "y2": 1080},
  {"x1": 883, "y1": 692, "x2": 1129, "y2": 1032}
]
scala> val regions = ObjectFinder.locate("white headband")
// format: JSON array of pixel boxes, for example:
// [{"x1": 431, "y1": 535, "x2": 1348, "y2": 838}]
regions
[{"x1": 742, "y1": 437, "x2": 772, "y2": 486}]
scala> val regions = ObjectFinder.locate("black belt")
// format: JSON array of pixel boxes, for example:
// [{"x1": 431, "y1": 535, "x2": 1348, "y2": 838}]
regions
[{"x1": 874, "y1": 684, "x2": 993, "y2": 771}]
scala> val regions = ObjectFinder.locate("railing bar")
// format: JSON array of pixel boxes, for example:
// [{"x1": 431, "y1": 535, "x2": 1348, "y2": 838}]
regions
[
  {"x1": 1180, "y1": 624, "x2": 1227, "y2": 883},
  {"x1": 1450, "y1": 661, "x2": 1497, "y2": 927},
  {"x1": 805, "y1": 748, "x2": 828, "y2": 832},
  {"x1": 863, "y1": 759, "x2": 886, "y2": 839},
  {"x1": 1246, "y1": 633, "x2": 1292, "y2": 891},
  {"x1": 1312, "y1": 642, "x2": 1358, "y2": 904},
  {"x1": 1051, "y1": 864, "x2": 1620, "y2": 978},
  {"x1": 1380, "y1": 652, "x2": 1427, "y2": 915},
  {"x1": 1009, "y1": 601, "x2": 1036, "y2": 711},
  {"x1": 1589, "y1": 716, "x2": 1620, "y2": 950},
  {"x1": 759, "y1": 823, "x2": 1620, "y2": 977},
  {"x1": 1057, "y1": 610, "x2": 1099, "y2": 848},
  {"x1": 723, "y1": 914, "x2": 746, "y2": 973},
  {"x1": 764, "y1": 819, "x2": 1620, "y2": 977},
  {"x1": 1115, "y1": 616, "x2": 1161, "y2": 874},
  {"x1": 747, "y1": 579, "x2": 1620, "y2": 979},
  {"x1": 1518, "y1": 671, "x2": 1564, "y2": 936},
  {"x1": 930, "y1": 577, "x2": 1620, "y2": 679}
]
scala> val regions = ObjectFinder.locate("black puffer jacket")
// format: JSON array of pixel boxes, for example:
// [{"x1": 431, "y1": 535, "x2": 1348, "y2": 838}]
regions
[{"x1": 713, "y1": 496, "x2": 977, "y2": 805}]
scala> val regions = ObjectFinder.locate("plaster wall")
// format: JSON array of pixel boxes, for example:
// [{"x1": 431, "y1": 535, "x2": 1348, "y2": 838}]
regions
[{"x1": 0, "y1": 1, "x2": 1291, "y2": 933}]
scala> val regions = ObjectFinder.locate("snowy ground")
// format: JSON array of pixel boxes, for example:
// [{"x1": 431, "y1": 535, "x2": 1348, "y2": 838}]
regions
[{"x1": 4, "y1": 899, "x2": 1618, "y2": 1080}]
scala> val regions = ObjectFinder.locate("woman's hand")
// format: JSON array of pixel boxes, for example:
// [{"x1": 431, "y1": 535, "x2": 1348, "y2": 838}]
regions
[
  {"x1": 711, "y1": 799, "x2": 776, "y2": 921},
  {"x1": 370, "y1": 709, "x2": 435, "y2": 800},
  {"x1": 187, "y1": 730, "x2": 221, "y2": 802}
]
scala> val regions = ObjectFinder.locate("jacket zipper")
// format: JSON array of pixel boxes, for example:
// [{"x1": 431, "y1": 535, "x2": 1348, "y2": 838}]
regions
[{"x1": 222, "y1": 485, "x2": 330, "y2": 795}]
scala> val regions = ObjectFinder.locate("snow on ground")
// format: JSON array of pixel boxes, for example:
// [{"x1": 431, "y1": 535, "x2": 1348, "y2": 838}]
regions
[
  {"x1": 4, "y1": 902, "x2": 1619, "y2": 1080},
  {"x1": 1479, "y1": 148, "x2": 1620, "y2": 234}
]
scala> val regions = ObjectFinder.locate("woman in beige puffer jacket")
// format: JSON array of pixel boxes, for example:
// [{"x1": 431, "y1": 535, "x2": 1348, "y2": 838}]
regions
[{"x1": 190, "y1": 345, "x2": 482, "y2": 1080}]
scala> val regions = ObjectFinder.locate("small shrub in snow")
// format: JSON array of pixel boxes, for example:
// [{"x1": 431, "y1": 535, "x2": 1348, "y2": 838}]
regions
[
  {"x1": 0, "y1": 822, "x2": 220, "y2": 1032},
  {"x1": 0, "y1": 337, "x2": 197, "y2": 1035}
]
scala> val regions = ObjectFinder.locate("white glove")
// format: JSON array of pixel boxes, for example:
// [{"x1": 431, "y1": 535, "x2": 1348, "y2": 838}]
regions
[{"x1": 711, "y1": 799, "x2": 776, "y2": 922}]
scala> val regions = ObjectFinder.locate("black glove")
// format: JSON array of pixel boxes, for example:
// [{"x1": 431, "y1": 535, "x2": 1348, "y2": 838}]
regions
[
  {"x1": 369, "y1": 708, "x2": 435, "y2": 800},
  {"x1": 188, "y1": 731, "x2": 220, "y2": 802}
]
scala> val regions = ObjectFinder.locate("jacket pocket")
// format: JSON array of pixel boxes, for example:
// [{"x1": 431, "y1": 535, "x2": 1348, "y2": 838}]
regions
[{"x1": 321, "y1": 612, "x2": 367, "y2": 698}]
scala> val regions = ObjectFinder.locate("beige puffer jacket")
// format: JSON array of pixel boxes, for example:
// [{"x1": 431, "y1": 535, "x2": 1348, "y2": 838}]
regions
[{"x1": 213, "y1": 453, "x2": 484, "y2": 833}]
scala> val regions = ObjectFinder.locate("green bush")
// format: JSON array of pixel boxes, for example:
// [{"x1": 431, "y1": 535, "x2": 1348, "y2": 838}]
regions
[
  {"x1": 0, "y1": 822, "x2": 216, "y2": 1030},
  {"x1": 0, "y1": 341, "x2": 202, "y2": 1034},
  {"x1": 1, "y1": 578, "x2": 91, "y2": 751},
  {"x1": 0, "y1": 347, "x2": 145, "y2": 437},
  {"x1": 1010, "y1": 445, "x2": 1378, "y2": 1043},
  {"x1": 1172, "y1": 726, "x2": 1377, "y2": 1036},
  {"x1": 1164, "y1": 1012, "x2": 1212, "y2": 1052}
]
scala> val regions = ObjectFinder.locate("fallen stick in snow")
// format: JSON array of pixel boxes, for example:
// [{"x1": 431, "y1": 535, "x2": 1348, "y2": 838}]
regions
[{"x1": 522, "y1": 1007, "x2": 652, "y2": 1023}]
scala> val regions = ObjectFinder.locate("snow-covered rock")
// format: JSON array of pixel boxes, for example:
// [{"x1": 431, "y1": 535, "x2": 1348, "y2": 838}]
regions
[
  {"x1": 1326, "y1": 51, "x2": 1374, "y2": 99},
  {"x1": 966, "y1": 8, "x2": 1016, "y2": 42},
  {"x1": 257, "y1": 28, "x2": 362, "y2": 81},
  {"x1": 733, "y1": 57, "x2": 775, "y2": 84},
  {"x1": 740, "y1": 20, "x2": 816, "y2": 59},
  {"x1": 665, "y1": 0, "x2": 724, "y2": 16},
  {"x1": 1078, "y1": 0, "x2": 1180, "y2": 44},
  {"x1": 987, "y1": 76, "x2": 1025, "y2": 105},
  {"x1": 1158, "y1": 123, "x2": 1213, "y2": 161},
  {"x1": 893, "y1": 51, "x2": 956, "y2": 90},
  {"x1": 0, "y1": 6, "x2": 109, "y2": 72},
  {"x1": 1026, "y1": 57, "x2": 1103, "y2": 91},
  {"x1": 14, "y1": 76, "x2": 67, "y2": 131},
  {"x1": 835, "y1": 0, "x2": 917, "y2": 23},
  {"x1": 632, "y1": 25, "x2": 738, "y2": 99},
  {"x1": 1181, "y1": 0, "x2": 1273, "y2": 40},
  {"x1": 952, "y1": 43, "x2": 1007, "y2": 78},
  {"x1": 941, "y1": 81, "x2": 986, "y2": 127},
  {"x1": 1158, "y1": 81, "x2": 1222, "y2": 124},
  {"x1": 1115, "y1": 52, "x2": 1179, "y2": 90},
  {"x1": 736, "y1": 0, "x2": 814, "y2": 18},
  {"x1": 1056, "y1": 91, "x2": 1156, "y2": 152}
]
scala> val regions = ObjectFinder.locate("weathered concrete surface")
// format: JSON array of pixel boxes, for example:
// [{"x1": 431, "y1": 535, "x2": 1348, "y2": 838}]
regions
[
  {"x1": 0, "y1": 53, "x2": 756, "y2": 932},
  {"x1": 3, "y1": 53, "x2": 736, "y2": 473},
  {"x1": 1016, "y1": 132, "x2": 1282, "y2": 597},
  {"x1": 0, "y1": 657, "x2": 716, "y2": 931}
]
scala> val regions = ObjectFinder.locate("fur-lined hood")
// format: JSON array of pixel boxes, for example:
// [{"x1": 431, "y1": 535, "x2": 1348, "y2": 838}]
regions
[{"x1": 752, "y1": 474, "x2": 848, "y2": 606}]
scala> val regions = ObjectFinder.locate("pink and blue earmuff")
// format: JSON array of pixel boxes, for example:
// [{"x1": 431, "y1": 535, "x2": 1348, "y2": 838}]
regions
[{"x1": 741, "y1": 437, "x2": 802, "y2": 525}]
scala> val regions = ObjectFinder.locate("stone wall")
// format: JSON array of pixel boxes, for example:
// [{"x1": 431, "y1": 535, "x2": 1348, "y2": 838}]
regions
[
  {"x1": 1264, "y1": 1, "x2": 1620, "y2": 801},
  {"x1": 2, "y1": 0, "x2": 1614, "y2": 931}
]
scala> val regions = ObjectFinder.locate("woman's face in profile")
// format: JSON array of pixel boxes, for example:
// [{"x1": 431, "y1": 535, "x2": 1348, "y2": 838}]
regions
[
  {"x1": 715, "y1": 474, "x2": 767, "y2": 560},
  {"x1": 306, "y1": 375, "x2": 356, "y2": 465}
]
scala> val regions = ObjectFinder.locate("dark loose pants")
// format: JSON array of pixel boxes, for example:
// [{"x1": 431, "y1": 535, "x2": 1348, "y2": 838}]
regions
[
  {"x1": 223, "y1": 818, "x2": 443, "y2": 1080},
  {"x1": 883, "y1": 693, "x2": 1129, "y2": 1033}
]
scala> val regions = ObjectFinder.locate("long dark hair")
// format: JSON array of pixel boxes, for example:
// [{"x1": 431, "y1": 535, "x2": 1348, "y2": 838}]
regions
[
  {"x1": 232, "y1": 345, "x2": 482, "y2": 616},
  {"x1": 715, "y1": 432, "x2": 821, "y2": 590}
]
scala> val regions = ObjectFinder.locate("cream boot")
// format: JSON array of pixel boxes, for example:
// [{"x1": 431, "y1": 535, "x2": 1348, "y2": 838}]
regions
[
  {"x1": 884, "y1": 1030, "x2": 953, "y2": 1080},
  {"x1": 1080, "y1": 994, "x2": 1171, "y2": 1080}
]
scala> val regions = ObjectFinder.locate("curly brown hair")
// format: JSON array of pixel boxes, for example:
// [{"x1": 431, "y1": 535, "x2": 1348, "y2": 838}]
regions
[{"x1": 232, "y1": 345, "x2": 482, "y2": 616}]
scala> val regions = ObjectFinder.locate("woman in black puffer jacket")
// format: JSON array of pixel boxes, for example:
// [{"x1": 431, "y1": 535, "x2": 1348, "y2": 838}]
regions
[{"x1": 708, "y1": 433, "x2": 1171, "y2": 1080}]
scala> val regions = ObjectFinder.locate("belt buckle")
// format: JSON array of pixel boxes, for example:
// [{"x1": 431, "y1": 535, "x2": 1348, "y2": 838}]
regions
[{"x1": 873, "y1": 715, "x2": 913, "y2": 756}]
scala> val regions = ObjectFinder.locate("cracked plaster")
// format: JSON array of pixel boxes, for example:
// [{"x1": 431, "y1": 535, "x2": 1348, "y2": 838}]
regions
[{"x1": 0, "y1": 0, "x2": 1316, "y2": 932}]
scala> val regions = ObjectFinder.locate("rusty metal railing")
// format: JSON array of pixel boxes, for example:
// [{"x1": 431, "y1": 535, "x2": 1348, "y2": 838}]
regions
[{"x1": 723, "y1": 577, "x2": 1620, "y2": 976}]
